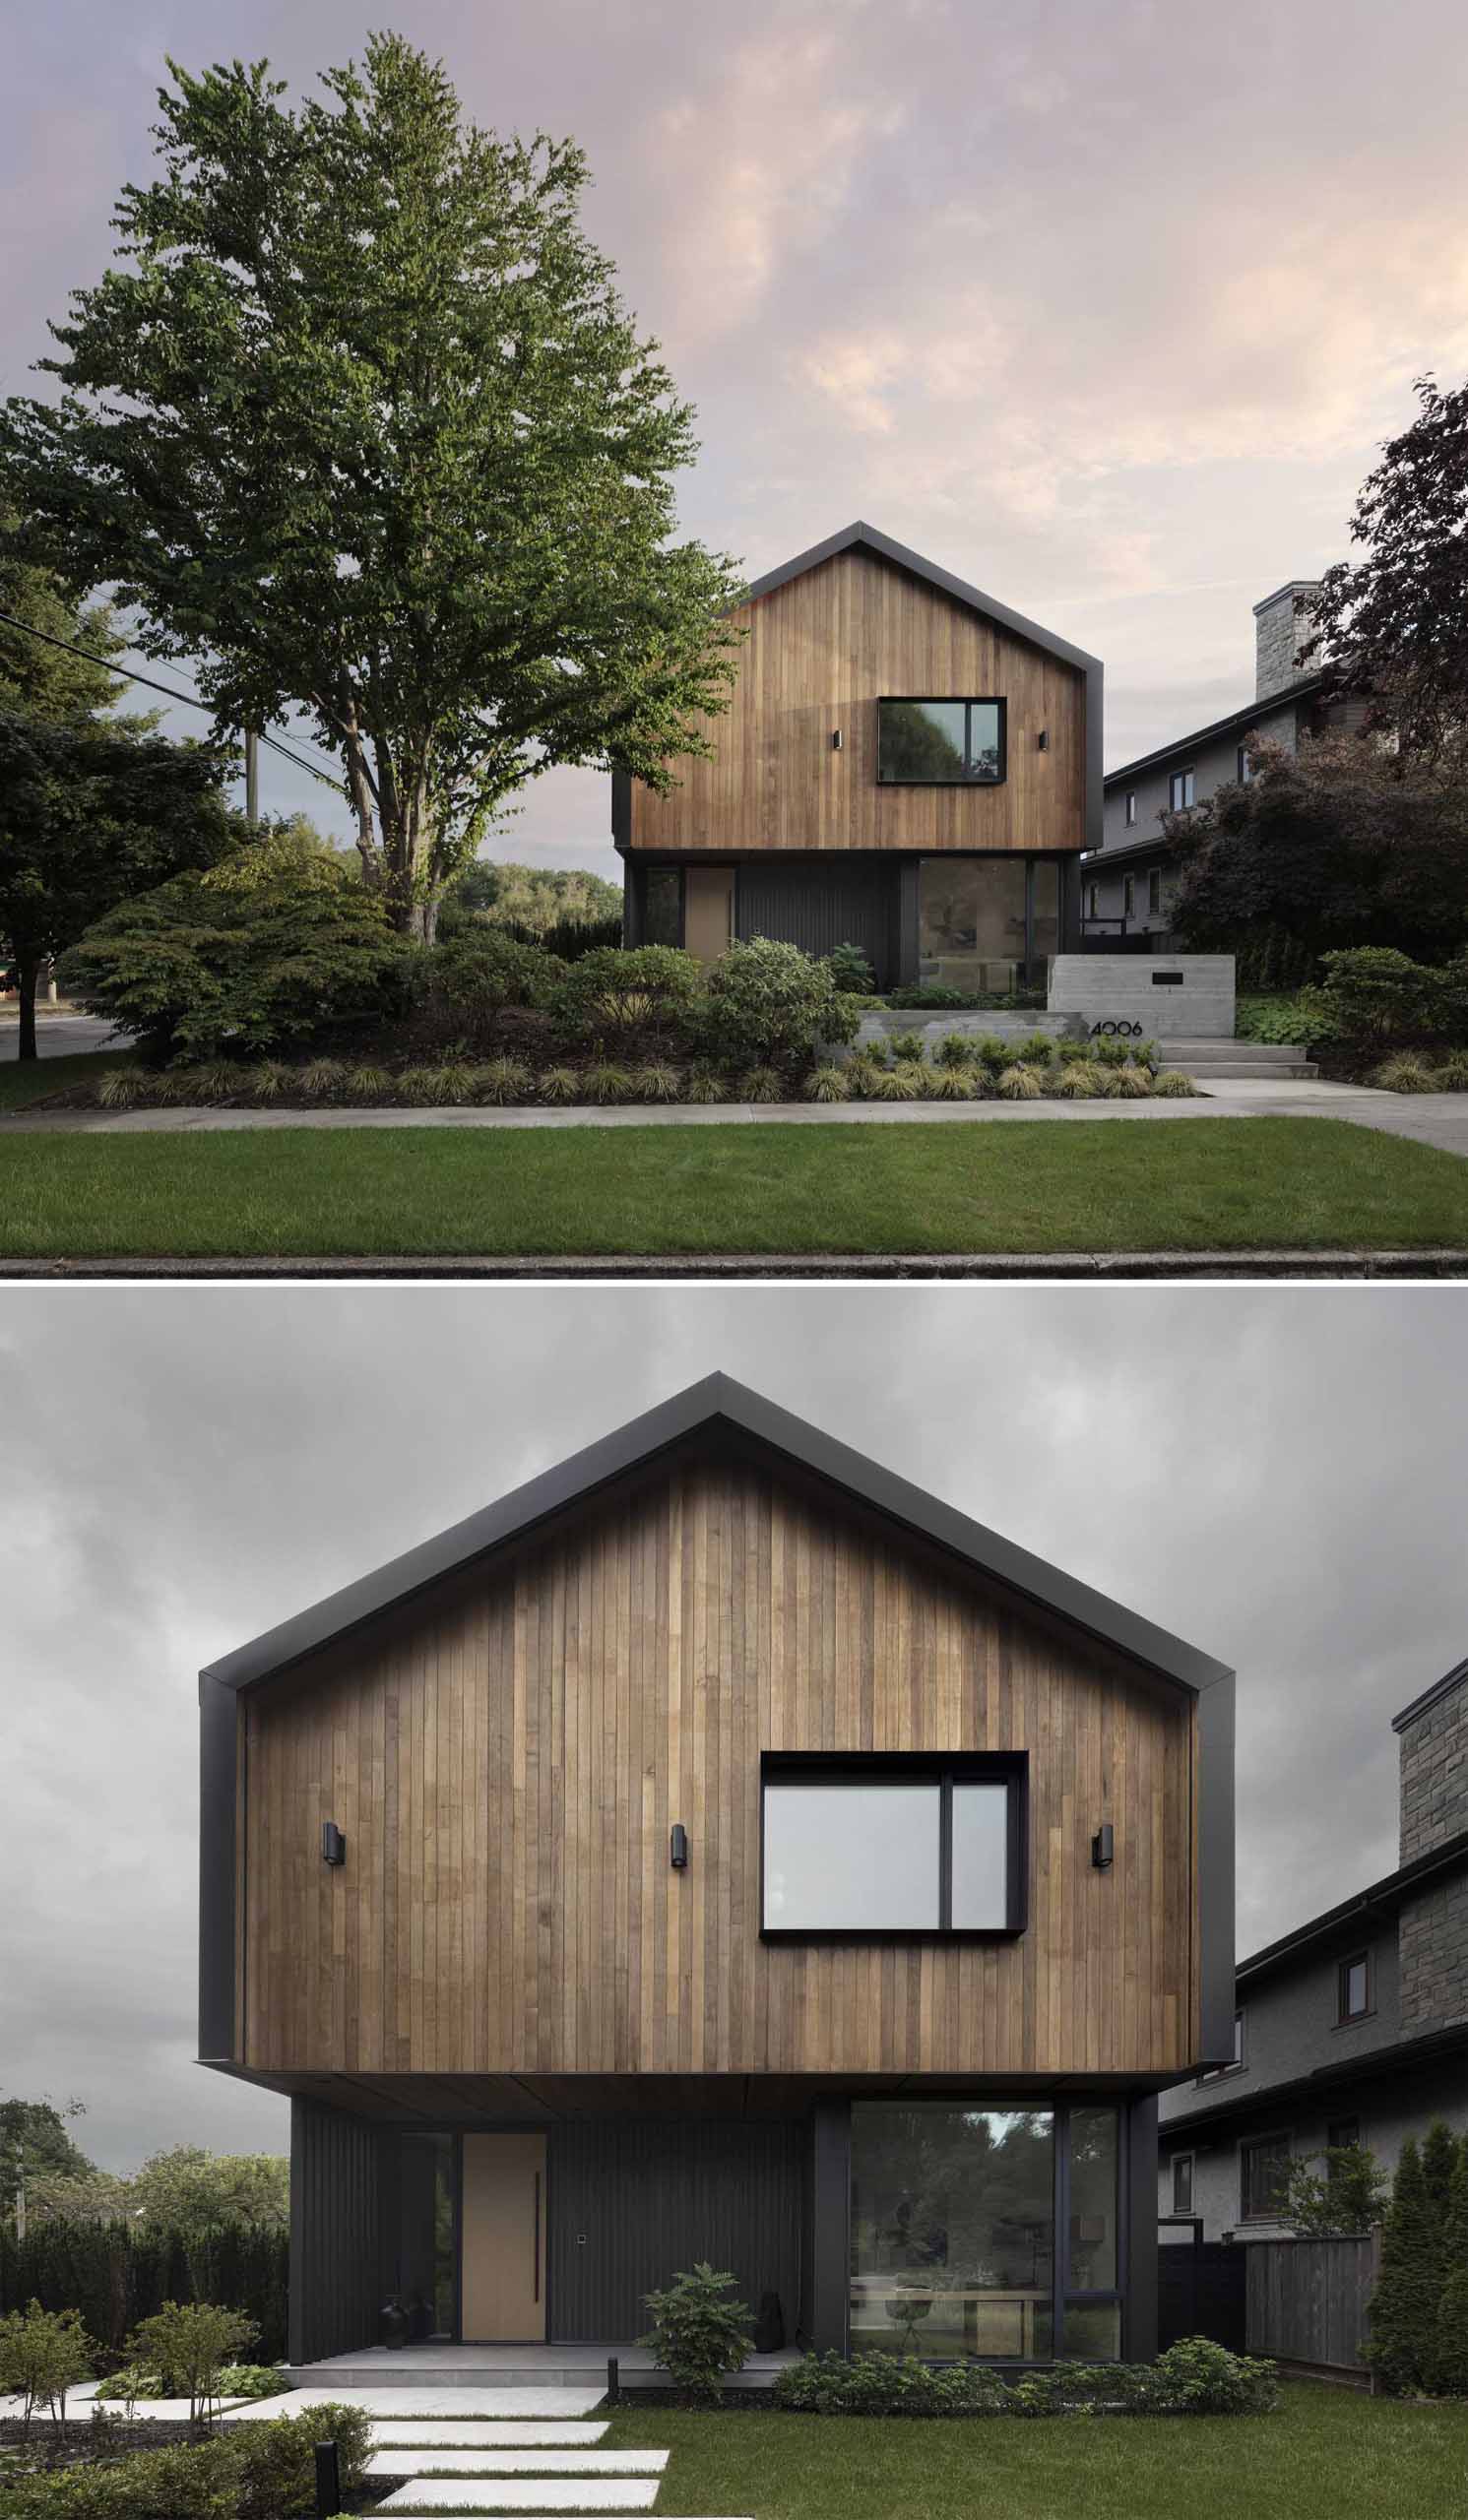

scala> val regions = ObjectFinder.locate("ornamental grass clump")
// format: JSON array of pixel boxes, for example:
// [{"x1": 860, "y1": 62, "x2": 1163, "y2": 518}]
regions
[
  {"x1": 582, "y1": 1061, "x2": 633, "y2": 1104},
  {"x1": 738, "y1": 1067, "x2": 784, "y2": 1103},
  {"x1": 998, "y1": 1063, "x2": 1043, "y2": 1100},
  {"x1": 1151, "y1": 1069, "x2": 1197, "y2": 1097},
  {"x1": 536, "y1": 1065, "x2": 583, "y2": 1104},
  {"x1": 681, "y1": 1064, "x2": 730, "y2": 1103},
  {"x1": 471, "y1": 1056, "x2": 532, "y2": 1104},
  {"x1": 1053, "y1": 1061, "x2": 1105, "y2": 1099},
  {"x1": 344, "y1": 1063, "x2": 393, "y2": 1102},
  {"x1": 1113, "y1": 1064, "x2": 1155, "y2": 1098},
  {"x1": 630, "y1": 1061, "x2": 682, "y2": 1102},
  {"x1": 1437, "y1": 1052, "x2": 1468, "y2": 1090},
  {"x1": 1374, "y1": 1052, "x2": 1439, "y2": 1093},
  {"x1": 869, "y1": 1061, "x2": 925, "y2": 1101},
  {"x1": 94, "y1": 1069, "x2": 139, "y2": 1109},
  {"x1": 298, "y1": 1057, "x2": 350, "y2": 1102},
  {"x1": 640, "y1": 2263, "x2": 752, "y2": 2404},
  {"x1": 921, "y1": 1064, "x2": 979, "y2": 1100},
  {"x1": 803, "y1": 1064, "x2": 850, "y2": 1102}
]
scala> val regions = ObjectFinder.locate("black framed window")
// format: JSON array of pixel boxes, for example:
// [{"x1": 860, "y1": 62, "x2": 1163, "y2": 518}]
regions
[
  {"x1": 1148, "y1": 868, "x2": 1162, "y2": 914},
  {"x1": 1241, "y1": 2133, "x2": 1291, "y2": 2221},
  {"x1": 1122, "y1": 875, "x2": 1135, "y2": 916},
  {"x1": 1327, "y1": 2117, "x2": 1361, "y2": 2159},
  {"x1": 1199, "y1": 2008, "x2": 1245, "y2": 2082},
  {"x1": 1172, "y1": 2153, "x2": 1194, "y2": 2215},
  {"x1": 878, "y1": 698, "x2": 1005, "y2": 785},
  {"x1": 1337, "y1": 1951, "x2": 1371, "y2": 2022},
  {"x1": 1124, "y1": 790, "x2": 1137, "y2": 826},
  {"x1": 1237, "y1": 745, "x2": 1254, "y2": 785},
  {"x1": 642, "y1": 866, "x2": 682, "y2": 949},
  {"x1": 760, "y1": 1752, "x2": 1026, "y2": 1938},
  {"x1": 1169, "y1": 768, "x2": 1196, "y2": 810},
  {"x1": 1086, "y1": 882, "x2": 1100, "y2": 919}
]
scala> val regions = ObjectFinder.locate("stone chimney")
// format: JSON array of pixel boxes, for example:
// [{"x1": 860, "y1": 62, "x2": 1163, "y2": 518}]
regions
[
  {"x1": 1252, "y1": 581, "x2": 1323, "y2": 703},
  {"x1": 1393, "y1": 1658, "x2": 1468, "y2": 2038}
]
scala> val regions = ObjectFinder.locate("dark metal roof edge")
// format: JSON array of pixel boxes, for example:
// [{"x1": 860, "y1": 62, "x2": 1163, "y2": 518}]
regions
[
  {"x1": 198, "y1": 1371, "x2": 1230, "y2": 1702},
  {"x1": 1160, "y1": 2018, "x2": 1468, "y2": 2140},
  {"x1": 1234, "y1": 1825, "x2": 1468, "y2": 1985},
  {"x1": 743, "y1": 522, "x2": 1104, "y2": 678},
  {"x1": 1102, "y1": 676, "x2": 1327, "y2": 788},
  {"x1": 1391, "y1": 1654, "x2": 1468, "y2": 1733}
]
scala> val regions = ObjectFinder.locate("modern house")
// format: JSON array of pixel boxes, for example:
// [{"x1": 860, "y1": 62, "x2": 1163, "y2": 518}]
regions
[
  {"x1": 1084, "y1": 579, "x2": 1365, "y2": 947},
  {"x1": 1158, "y1": 1654, "x2": 1468, "y2": 2241},
  {"x1": 198, "y1": 1375, "x2": 1235, "y2": 2374},
  {"x1": 615, "y1": 522, "x2": 1103, "y2": 993}
]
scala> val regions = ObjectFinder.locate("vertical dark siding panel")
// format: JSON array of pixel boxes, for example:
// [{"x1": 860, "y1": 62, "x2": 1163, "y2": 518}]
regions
[
  {"x1": 735, "y1": 860, "x2": 900, "y2": 986},
  {"x1": 289, "y1": 2098, "x2": 381, "y2": 2364},
  {"x1": 548, "y1": 2117, "x2": 801, "y2": 2341}
]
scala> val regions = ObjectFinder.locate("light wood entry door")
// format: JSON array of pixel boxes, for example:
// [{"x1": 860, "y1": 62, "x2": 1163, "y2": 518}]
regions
[
  {"x1": 461, "y1": 2134, "x2": 546, "y2": 2340},
  {"x1": 683, "y1": 865, "x2": 734, "y2": 963}
]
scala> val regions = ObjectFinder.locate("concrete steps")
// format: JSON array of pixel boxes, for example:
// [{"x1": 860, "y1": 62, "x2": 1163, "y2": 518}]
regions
[
  {"x1": 1156, "y1": 1040, "x2": 1317, "y2": 1080},
  {"x1": 373, "y1": 2426, "x2": 610, "y2": 2448},
  {"x1": 369, "y1": 2452, "x2": 669, "y2": 2477},
  {"x1": 377, "y1": 2487, "x2": 658, "y2": 2513}
]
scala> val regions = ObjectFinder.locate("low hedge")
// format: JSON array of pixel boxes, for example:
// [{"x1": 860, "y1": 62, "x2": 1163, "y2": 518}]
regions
[
  {"x1": 770, "y1": 2338, "x2": 1278, "y2": 2419},
  {"x1": 0, "y1": 2404, "x2": 373, "y2": 2520}
]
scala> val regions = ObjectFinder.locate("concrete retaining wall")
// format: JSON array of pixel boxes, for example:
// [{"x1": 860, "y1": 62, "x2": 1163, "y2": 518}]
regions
[{"x1": 1048, "y1": 955, "x2": 1236, "y2": 1040}]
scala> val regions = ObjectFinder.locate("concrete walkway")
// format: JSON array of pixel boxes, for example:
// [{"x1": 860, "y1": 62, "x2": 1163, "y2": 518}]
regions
[{"x1": 8, "y1": 1080, "x2": 1468, "y2": 1160}]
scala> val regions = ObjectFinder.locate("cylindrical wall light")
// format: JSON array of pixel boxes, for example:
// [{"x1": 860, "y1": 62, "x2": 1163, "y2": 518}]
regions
[
  {"x1": 1091, "y1": 1823, "x2": 1114, "y2": 1870},
  {"x1": 670, "y1": 1823, "x2": 689, "y2": 1870},
  {"x1": 322, "y1": 1821, "x2": 347, "y2": 1866}
]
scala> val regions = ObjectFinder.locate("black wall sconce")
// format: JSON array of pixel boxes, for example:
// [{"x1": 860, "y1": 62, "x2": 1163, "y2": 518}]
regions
[
  {"x1": 831, "y1": 728, "x2": 843, "y2": 751},
  {"x1": 1037, "y1": 727, "x2": 1050, "y2": 751},
  {"x1": 670, "y1": 1823, "x2": 689, "y2": 1870},
  {"x1": 322, "y1": 1820, "x2": 347, "y2": 1867},
  {"x1": 1091, "y1": 1823, "x2": 1114, "y2": 1870}
]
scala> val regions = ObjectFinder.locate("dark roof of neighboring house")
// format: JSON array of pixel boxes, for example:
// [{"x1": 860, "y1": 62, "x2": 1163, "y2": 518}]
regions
[
  {"x1": 1160, "y1": 2017, "x2": 1468, "y2": 2142},
  {"x1": 1103, "y1": 675, "x2": 1327, "y2": 789},
  {"x1": 200, "y1": 1371, "x2": 1229, "y2": 1703},
  {"x1": 742, "y1": 521, "x2": 1104, "y2": 677},
  {"x1": 1230, "y1": 1823, "x2": 1468, "y2": 1993},
  {"x1": 1392, "y1": 1653, "x2": 1468, "y2": 1733},
  {"x1": 1080, "y1": 830, "x2": 1178, "y2": 872}
]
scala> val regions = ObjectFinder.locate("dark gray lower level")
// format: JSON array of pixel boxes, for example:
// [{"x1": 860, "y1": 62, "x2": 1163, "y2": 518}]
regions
[{"x1": 289, "y1": 2086, "x2": 1158, "y2": 2371}]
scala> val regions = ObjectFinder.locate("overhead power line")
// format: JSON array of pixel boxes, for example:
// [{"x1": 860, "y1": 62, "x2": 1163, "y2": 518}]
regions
[{"x1": 0, "y1": 606, "x2": 345, "y2": 792}]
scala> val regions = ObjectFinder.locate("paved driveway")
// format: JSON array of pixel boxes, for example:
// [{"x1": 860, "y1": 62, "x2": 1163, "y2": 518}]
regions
[{"x1": 0, "y1": 1013, "x2": 129, "y2": 1059}]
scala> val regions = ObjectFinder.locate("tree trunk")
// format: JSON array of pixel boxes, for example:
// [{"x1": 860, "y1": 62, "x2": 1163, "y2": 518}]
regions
[{"x1": 17, "y1": 956, "x2": 38, "y2": 1061}]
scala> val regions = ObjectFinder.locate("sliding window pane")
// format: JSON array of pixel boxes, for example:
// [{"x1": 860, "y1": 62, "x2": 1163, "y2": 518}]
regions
[
  {"x1": 762, "y1": 1780, "x2": 939, "y2": 1929},
  {"x1": 1068, "y1": 2107, "x2": 1119, "y2": 2292},
  {"x1": 950, "y1": 1783, "x2": 1010, "y2": 1927},
  {"x1": 966, "y1": 702, "x2": 1002, "y2": 780}
]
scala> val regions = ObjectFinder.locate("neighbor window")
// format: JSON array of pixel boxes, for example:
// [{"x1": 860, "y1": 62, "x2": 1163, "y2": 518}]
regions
[
  {"x1": 1338, "y1": 1952, "x2": 1371, "y2": 2022},
  {"x1": 1200, "y1": 2010, "x2": 1245, "y2": 2081},
  {"x1": 761, "y1": 1753, "x2": 1024, "y2": 1935},
  {"x1": 1086, "y1": 883, "x2": 1100, "y2": 920},
  {"x1": 1237, "y1": 745, "x2": 1254, "y2": 785},
  {"x1": 1172, "y1": 2154, "x2": 1194, "y2": 2215},
  {"x1": 1124, "y1": 790, "x2": 1137, "y2": 826},
  {"x1": 1148, "y1": 867, "x2": 1162, "y2": 915},
  {"x1": 1242, "y1": 2134, "x2": 1291, "y2": 2221},
  {"x1": 1327, "y1": 2118, "x2": 1361, "y2": 2161},
  {"x1": 1122, "y1": 875, "x2": 1135, "y2": 916},
  {"x1": 878, "y1": 698, "x2": 1005, "y2": 784},
  {"x1": 1169, "y1": 768, "x2": 1196, "y2": 810}
]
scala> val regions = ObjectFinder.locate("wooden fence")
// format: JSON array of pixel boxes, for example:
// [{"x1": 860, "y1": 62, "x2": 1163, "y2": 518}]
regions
[{"x1": 1245, "y1": 2234, "x2": 1380, "y2": 2381}]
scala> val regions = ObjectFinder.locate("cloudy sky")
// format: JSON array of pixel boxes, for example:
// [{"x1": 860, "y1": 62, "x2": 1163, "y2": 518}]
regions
[
  {"x1": 6, "y1": 0, "x2": 1468, "y2": 874},
  {"x1": 2, "y1": 1284, "x2": 1465, "y2": 2173}
]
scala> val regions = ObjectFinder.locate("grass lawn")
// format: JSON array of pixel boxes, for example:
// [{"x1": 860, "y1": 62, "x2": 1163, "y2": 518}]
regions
[
  {"x1": 0, "y1": 1048, "x2": 135, "y2": 1112},
  {"x1": 0, "y1": 1116, "x2": 1466, "y2": 1263},
  {"x1": 605, "y1": 2384, "x2": 1468, "y2": 2519}
]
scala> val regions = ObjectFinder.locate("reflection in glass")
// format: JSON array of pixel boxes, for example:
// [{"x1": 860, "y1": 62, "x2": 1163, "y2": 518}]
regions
[
  {"x1": 643, "y1": 867, "x2": 680, "y2": 949},
  {"x1": 1031, "y1": 860, "x2": 1060, "y2": 968},
  {"x1": 1067, "y1": 2107, "x2": 1119, "y2": 2293},
  {"x1": 1062, "y1": 2301, "x2": 1121, "y2": 2357},
  {"x1": 919, "y1": 858, "x2": 1028, "y2": 994},
  {"x1": 850, "y1": 2106, "x2": 1054, "y2": 2360},
  {"x1": 950, "y1": 1784, "x2": 1009, "y2": 1927},
  {"x1": 763, "y1": 1780, "x2": 939, "y2": 1929},
  {"x1": 878, "y1": 700, "x2": 1002, "y2": 784},
  {"x1": 397, "y1": 2133, "x2": 456, "y2": 2339}
]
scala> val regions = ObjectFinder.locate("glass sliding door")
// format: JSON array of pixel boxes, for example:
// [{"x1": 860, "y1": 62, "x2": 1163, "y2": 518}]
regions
[{"x1": 849, "y1": 2102, "x2": 1124, "y2": 2362}]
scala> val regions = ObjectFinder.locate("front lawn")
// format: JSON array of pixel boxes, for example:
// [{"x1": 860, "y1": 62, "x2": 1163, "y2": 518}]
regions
[
  {"x1": 606, "y1": 2384, "x2": 1468, "y2": 2520},
  {"x1": 2, "y1": 1117, "x2": 1467, "y2": 1262},
  {"x1": 0, "y1": 1048, "x2": 136, "y2": 1112}
]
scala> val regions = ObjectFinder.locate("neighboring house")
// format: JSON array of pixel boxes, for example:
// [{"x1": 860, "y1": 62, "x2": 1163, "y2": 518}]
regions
[
  {"x1": 1158, "y1": 1655, "x2": 1468, "y2": 2240},
  {"x1": 198, "y1": 1374, "x2": 1235, "y2": 2371},
  {"x1": 615, "y1": 521, "x2": 1103, "y2": 993},
  {"x1": 1085, "y1": 580, "x2": 1368, "y2": 948}
]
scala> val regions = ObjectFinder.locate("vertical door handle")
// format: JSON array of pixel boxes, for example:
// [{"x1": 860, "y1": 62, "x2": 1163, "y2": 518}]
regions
[{"x1": 533, "y1": 2171, "x2": 541, "y2": 2302}]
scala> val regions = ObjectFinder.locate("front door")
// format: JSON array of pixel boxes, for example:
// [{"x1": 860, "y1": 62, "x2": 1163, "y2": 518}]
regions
[
  {"x1": 684, "y1": 865, "x2": 734, "y2": 963},
  {"x1": 461, "y1": 2133, "x2": 547, "y2": 2341}
]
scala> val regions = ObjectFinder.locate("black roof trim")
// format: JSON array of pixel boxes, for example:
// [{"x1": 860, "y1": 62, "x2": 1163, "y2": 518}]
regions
[
  {"x1": 1103, "y1": 676, "x2": 1327, "y2": 788},
  {"x1": 1392, "y1": 1654, "x2": 1468, "y2": 1733},
  {"x1": 742, "y1": 522, "x2": 1103, "y2": 678},
  {"x1": 1232, "y1": 1824, "x2": 1468, "y2": 1989},
  {"x1": 201, "y1": 1372, "x2": 1229, "y2": 1703},
  {"x1": 1160, "y1": 2018, "x2": 1468, "y2": 2140}
]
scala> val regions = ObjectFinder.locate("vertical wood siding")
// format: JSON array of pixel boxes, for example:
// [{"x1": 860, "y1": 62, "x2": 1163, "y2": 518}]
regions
[
  {"x1": 288, "y1": 2097, "x2": 380, "y2": 2363},
  {"x1": 244, "y1": 1460, "x2": 1195, "y2": 2080},
  {"x1": 548, "y1": 2117, "x2": 802, "y2": 2340},
  {"x1": 627, "y1": 547, "x2": 1086, "y2": 855},
  {"x1": 734, "y1": 858, "x2": 900, "y2": 986}
]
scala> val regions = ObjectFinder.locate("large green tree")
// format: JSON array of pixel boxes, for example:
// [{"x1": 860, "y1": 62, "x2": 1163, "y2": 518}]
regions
[
  {"x1": 125, "y1": 2145, "x2": 288, "y2": 2236},
  {"x1": 0, "y1": 36, "x2": 743, "y2": 940}
]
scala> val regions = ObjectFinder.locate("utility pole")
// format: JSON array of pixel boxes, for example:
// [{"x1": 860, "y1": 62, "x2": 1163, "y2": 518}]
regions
[{"x1": 245, "y1": 727, "x2": 259, "y2": 826}]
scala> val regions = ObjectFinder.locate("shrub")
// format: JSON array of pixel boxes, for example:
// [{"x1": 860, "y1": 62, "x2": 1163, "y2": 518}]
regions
[
  {"x1": 681, "y1": 1065, "x2": 730, "y2": 1103},
  {"x1": 470, "y1": 1057, "x2": 532, "y2": 1105},
  {"x1": 885, "y1": 984, "x2": 978, "y2": 1009},
  {"x1": 772, "y1": 2350, "x2": 1009, "y2": 2417},
  {"x1": 536, "y1": 1066, "x2": 583, "y2": 1104},
  {"x1": 0, "y1": 2220, "x2": 287, "y2": 2364},
  {"x1": 826, "y1": 941, "x2": 875, "y2": 993},
  {"x1": 803, "y1": 1065, "x2": 850, "y2": 1102},
  {"x1": 0, "y1": 2438, "x2": 239, "y2": 2520},
  {"x1": 426, "y1": 927, "x2": 564, "y2": 1027},
  {"x1": 1299, "y1": 946, "x2": 1454, "y2": 1062},
  {"x1": 553, "y1": 946, "x2": 702, "y2": 1046},
  {"x1": 1053, "y1": 1062, "x2": 1104, "y2": 1099},
  {"x1": 1367, "y1": 2133, "x2": 1443, "y2": 2394},
  {"x1": 887, "y1": 1030, "x2": 925, "y2": 1064},
  {"x1": 247, "y1": 1059, "x2": 293, "y2": 1102},
  {"x1": 870, "y1": 1063, "x2": 925, "y2": 1101},
  {"x1": 998, "y1": 1064, "x2": 1042, "y2": 1100},
  {"x1": 94, "y1": 1070, "x2": 138, "y2": 1109},
  {"x1": 123, "y1": 2301, "x2": 258, "y2": 2419},
  {"x1": 344, "y1": 1063, "x2": 392, "y2": 1101},
  {"x1": 398, "y1": 1059, "x2": 474, "y2": 1105},
  {"x1": 1016, "y1": 1032, "x2": 1056, "y2": 1065},
  {"x1": 582, "y1": 1061, "x2": 633, "y2": 1104},
  {"x1": 214, "y1": 2365, "x2": 282, "y2": 2402},
  {"x1": 934, "y1": 1032, "x2": 976, "y2": 1068},
  {"x1": 1140, "y1": 2337, "x2": 1279, "y2": 2416},
  {"x1": 1089, "y1": 1035, "x2": 1133, "y2": 1066},
  {"x1": 94, "y1": 2366, "x2": 165, "y2": 2403},
  {"x1": 231, "y1": 2401, "x2": 373, "y2": 2520},
  {"x1": 60, "y1": 839, "x2": 415, "y2": 1061},
  {"x1": 1237, "y1": 993, "x2": 1308, "y2": 1044},
  {"x1": 1374, "y1": 1053, "x2": 1438, "y2": 1094},
  {"x1": 0, "y1": 2302, "x2": 95, "y2": 2433},
  {"x1": 630, "y1": 1062, "x2": 682, "y2": 1102},
  {"x1": 1152, "y1": 1069, "x2": 1197, "y2": 1097},
  {"x1": 297, "y1": 1058, "x2": 350, "y2": 1102},
  {"x1": 699, "y1": 937, "x2": 858, "y2": 1070},
  {"x1": 1437, "y1": 1051, "x2": 1468, "y2": 1091},
  {"x1": 974, "y1": 1035, "x2": 1010, "y2": 1073},
  {"x1": 738, "y1": 1067, "x2": 784, "y2": 1104},
  {"x1": 640, "y1": 2263, "x2": 752, "y2": 2402},
  {"x1": 922, "y1": 1065, "x2": 978, "y2": 1100},
  {"x1": 1114, "y1": 1065, "x2": 1154, "y2": 1098}
]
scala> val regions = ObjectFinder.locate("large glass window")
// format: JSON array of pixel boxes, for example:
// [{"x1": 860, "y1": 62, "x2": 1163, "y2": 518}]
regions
[
  {"x1": 878, "y1": 699, "x2": 1005, "y2": 784},
  {"x1": 642, "y1": 866, "x2": 681, "y2": 949},
  {"x1": 394, "y1": 2133, "x2": 457, "y2": 2340},
  {"x1": 1068, "y1": 2108, "x2": 1119, "y2": 2293},
  {"x1": 851, "y1": 2107, "x2": 1054, "y2": 2361},
  {"x1": 917, "y1": 858, "x2": 1060, "y2": 993},
  {"x1": 761, "y1": 1756, "x2": 1024, "y2": 1936}
]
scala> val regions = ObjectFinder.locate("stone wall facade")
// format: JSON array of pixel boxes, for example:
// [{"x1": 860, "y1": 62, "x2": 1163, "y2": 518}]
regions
[
  {"x1": 1253, "y1": 582, "x2": 1322, "y2": 703},
  {"x1": 1399, "y1": 1664, "x2": 1468, "y2": 1861}
]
